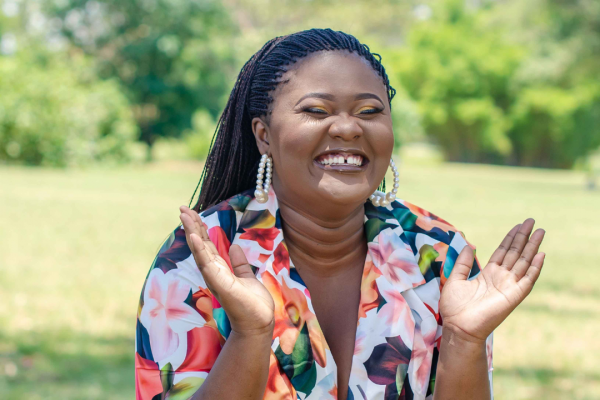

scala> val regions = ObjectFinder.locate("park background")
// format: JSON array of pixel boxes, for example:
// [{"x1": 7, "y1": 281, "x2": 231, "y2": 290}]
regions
[{"x1": 0, "y1": 0, "x2": 599, "y2": 398}]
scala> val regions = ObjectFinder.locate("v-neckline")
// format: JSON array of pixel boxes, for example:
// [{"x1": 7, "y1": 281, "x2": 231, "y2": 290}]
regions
[{"x1": 285, "y1": 244, "x2": 370, "y2": 399}]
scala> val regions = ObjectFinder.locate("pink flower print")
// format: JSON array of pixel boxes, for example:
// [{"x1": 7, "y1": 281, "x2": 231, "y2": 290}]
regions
[
  {"x1": 374, "y1": 279, "x2": 416, "y2": 340},
  {"x1": 368, "y1": 229, "x2": 425, "y2": 293},
  {"x1": 140, "y1": 269, "x2": 206, "y2": 364},
  {"x1": 408, "y1": 314, "x2": 437, "y2": 397}
]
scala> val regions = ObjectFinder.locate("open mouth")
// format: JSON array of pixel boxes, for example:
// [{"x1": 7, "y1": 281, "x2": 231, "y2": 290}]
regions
[{"x1": 313, "y1": 150, "x2": 369, "y2": 172}]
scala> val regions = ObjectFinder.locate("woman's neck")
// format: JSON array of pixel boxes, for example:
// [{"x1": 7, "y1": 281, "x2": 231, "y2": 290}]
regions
[{"x1": 277, "y1": 197, "x2": 367, "y2": 279}]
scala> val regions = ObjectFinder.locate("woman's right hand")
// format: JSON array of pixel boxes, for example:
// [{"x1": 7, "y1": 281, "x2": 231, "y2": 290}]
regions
[{"x1": 179, "y1": 205, "x2": 275, "y2": 336}]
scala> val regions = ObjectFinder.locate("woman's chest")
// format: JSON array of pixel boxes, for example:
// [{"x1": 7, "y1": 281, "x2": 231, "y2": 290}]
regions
[{"x1": 301, "y1": 268, "x2": 363, "y2": 400}]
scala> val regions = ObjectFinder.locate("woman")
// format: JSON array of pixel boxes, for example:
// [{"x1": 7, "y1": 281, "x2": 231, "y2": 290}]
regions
[{"x1": 135, "y1": 29, "x2": 546, "y2": 400}]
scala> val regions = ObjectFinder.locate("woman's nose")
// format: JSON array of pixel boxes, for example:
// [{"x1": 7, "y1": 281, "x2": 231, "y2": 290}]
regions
[{"x1": 327, "y1": 113, "x2": 363, "y2": 141}]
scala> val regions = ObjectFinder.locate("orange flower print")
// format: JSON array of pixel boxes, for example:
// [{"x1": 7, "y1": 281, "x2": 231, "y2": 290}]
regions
[
  {"x1": 261, "y1": 271, "x2": 328, "y2": 367},
  {"x1": 358, "y1": 258, "x2": 381, "y2": 319},
  {"x1": 263, "y1": 351, "x2": 297, "y2": 400}
]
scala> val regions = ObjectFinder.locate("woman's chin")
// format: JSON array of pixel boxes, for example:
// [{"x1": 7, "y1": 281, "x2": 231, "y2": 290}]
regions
[{"x1": 313, "y1": 185, "x2": 372, "y2": 207}]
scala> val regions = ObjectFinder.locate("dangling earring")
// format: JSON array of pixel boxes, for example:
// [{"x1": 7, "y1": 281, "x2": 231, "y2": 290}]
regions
[
  {"x1": 369, "y1": 158, "x2": 399, "y2": 207},
  {"x1": 255, "y1": 154, "x2": 272, "y2": 203}
]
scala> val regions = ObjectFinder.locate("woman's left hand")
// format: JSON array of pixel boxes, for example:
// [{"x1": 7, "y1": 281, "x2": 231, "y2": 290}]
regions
[{"x1": 439, "y1": 218, "x2": 546, "y2": 343}]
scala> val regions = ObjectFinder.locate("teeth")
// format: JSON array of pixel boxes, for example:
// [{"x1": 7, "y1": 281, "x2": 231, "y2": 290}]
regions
[{"x1": 318, "y1": 154, "x2": 363, "y2": 166}]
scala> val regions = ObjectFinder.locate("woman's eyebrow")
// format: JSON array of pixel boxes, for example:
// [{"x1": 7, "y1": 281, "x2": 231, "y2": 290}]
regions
[
  {"x1": 294, "y1": 92, "x2": 335, "y2": 106},
  {"x1": 294, "y1": 92, "x2": 384, "y2": 106},
  {"x1": 355, "y1": 93, "x2": 384, "y2": 104}
]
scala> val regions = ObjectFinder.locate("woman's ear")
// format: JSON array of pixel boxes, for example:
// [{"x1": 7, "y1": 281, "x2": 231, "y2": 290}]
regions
[{"x1": 251, "y1": 117, "x2": 270, "y2": 155}]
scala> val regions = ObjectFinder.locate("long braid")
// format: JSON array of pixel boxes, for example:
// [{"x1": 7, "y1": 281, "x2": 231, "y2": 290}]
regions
[{"x1": 191, "y1": 28, "x2": 396, "y2": 212}]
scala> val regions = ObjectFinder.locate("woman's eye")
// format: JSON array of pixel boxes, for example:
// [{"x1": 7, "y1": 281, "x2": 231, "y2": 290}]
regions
[
  {"x1": 304, "y1": 107, "x2": 328, "y2": 115},
  {"x1": 358, "y1": 107, "x2": 383, "y2": 115}
]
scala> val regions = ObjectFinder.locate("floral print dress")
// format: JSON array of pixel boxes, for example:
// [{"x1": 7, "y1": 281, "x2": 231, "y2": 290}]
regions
[{"x1": 135, "y1": 187, "x2": 494, "y2": 400}]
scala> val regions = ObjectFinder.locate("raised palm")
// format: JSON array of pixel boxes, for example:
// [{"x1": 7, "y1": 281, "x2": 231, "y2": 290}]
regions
[
  {"x1": 440, "y1": 218, "x2": 546, "y2": 343},
  {"x1": 179, "y1": 206, "x2": 275, "y2": 335}
]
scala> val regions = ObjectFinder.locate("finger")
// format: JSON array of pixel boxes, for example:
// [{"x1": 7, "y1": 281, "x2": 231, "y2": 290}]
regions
[
  {"x1": 488, "y1": 223, "x2": 521, "y2": 265},
  {"x1": 447, "y1": 245, "x2": 474, "y2": 283},
  {"x1": 179, "y1": 206, "x2": 218, "y2": 254},
  {"x1": 511, "y1": 229, "x2": 546, "y2": 280},
  {"x1": 179, "y1": 206, "x2": 203, "y2": 238},
  {"x1": 180, "y1": 205, "x2": 203, "y2": 235},
  {"x1": 229, "y1": 244, "x2": 256, "y2": 279},
  {"x1": 502, "y1": 218, "x2": 535, "y2": 270},
  {"x1": 179, "y1": 212, "x2": 199, "y2": 247},
  {"x1": 189, "y1": 232, "x2": 216, "y2": 268},
  {"x1": 188, "y1": 233, "x2": 238, "y2": 295},
  {"x1": 517, "y1": 252, "x2": 545, "y2": 295},
  {"x1": 180, "y1": 213, "x2": 216, "y2": 261},
  {"x1": 197, "y1": 221, "x2": 219, "y2": 255}
]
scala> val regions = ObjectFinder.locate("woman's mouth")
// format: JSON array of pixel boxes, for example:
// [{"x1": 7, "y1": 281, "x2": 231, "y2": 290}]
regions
[{"x1": 313, "y1": 151, "x2": 369, "y2": 172}]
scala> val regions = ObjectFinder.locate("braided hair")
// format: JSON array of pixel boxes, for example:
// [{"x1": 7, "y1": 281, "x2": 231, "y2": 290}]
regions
[{"x1": 191, "y1": 28, "x2": 396, "y2": 212}]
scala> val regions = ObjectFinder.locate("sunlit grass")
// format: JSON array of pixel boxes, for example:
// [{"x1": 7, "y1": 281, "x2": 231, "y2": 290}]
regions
[{"x1": 1, "y1": 156, "x2": 598, "y2": 399}]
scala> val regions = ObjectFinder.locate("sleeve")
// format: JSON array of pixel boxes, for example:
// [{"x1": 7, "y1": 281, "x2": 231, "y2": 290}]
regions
[
  {"x1": 427, "y1": 229, "x2": 494, "y2": 399},
  {"x1": 134, "y1": 225, "x2": 228, "y2": 400}
]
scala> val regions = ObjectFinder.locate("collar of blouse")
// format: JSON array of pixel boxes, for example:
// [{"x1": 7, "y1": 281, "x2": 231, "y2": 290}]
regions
[{"x1": 195, "y1": 186, "x2": 478, "y2": 399}]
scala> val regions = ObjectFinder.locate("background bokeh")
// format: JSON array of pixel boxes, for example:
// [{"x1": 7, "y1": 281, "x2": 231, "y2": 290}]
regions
[{"x1": 1, "y1": 0, "x2": 599, "y2": 398}]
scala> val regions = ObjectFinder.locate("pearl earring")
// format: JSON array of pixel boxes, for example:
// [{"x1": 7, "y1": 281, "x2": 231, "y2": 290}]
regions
[
  {"x1": 369, "y1": 158, "x2": 399, "y2": 207},
  {"x1": 255, "y1": 154, "x2": 272, "y2": 203}
]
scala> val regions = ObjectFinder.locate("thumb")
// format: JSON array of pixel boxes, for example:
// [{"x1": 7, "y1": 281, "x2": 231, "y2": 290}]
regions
[
  {"x1": 229, "y1": 244, "x2": 256, "y2": 279},
  {"x1": 447, "y1": 245, "x2": 475, "y2": 283}
]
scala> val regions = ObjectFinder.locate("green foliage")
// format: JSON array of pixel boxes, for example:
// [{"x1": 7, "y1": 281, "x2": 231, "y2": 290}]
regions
[
  {"x1": 389, "y1": 0, "x2": 600, "y2": 168},
  {"x1": 0, "y1": 49, "x2": 138, "y2": 167},
  {"x1": 183, "y1": 109, "x2": 217, "y2": 160},
  {"x1": 391, "y1": 0, "x2": 523, "y2": 164},
  {"x1": 43, "y1": 0, "x2": 238, "y2": 147},
  {"x1": 509, "y1": 84, "x2": 600, "y2": 168}
]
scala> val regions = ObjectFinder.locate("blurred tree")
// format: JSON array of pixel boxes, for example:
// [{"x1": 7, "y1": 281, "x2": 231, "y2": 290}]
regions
[
  {"x1": 390, "y1": 0, "x2": 523, "y2": 164},
  {"x1": 43, "y1": 0, "x2": 238, "y2": 157},
  {"x1": 0, "y1": 47, "x2": 138, "y2": 167},
  {"x1": 507, "y1": 84, "x2": 600, "y2": 168},
  {"x1": 488, "y1": 0, "x2": 600, "y2": 168},
  {"x1": 390, "y1": 0, "x2": 600, "y2": 168}
]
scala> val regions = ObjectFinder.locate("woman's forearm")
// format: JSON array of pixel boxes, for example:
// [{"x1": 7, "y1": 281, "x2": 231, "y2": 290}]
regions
[
  {"x1": 433, "y1": 325, "x2": 491, "y2": 400},
  {"x1": 192, "y1": 325, "x2": 274, "y2": 400}
]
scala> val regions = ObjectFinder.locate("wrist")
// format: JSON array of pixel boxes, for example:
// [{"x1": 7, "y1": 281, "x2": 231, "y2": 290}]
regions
[
  {"x1": 442, "y1": 323, "x2": 487, "y2": 349},
  {"x1": 230, "y1": 320, "x2": 275, "y2": 340}
]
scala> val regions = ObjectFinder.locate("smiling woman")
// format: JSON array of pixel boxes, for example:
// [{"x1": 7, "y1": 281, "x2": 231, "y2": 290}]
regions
[{"x1": 135, "y1": 29, "x2": 546, "y2": 400}]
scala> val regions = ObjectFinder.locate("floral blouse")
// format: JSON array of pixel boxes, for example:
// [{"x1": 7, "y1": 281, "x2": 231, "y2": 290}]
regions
[{"x1": 135, "y1": 187, "x2": 494, "y2": 400}]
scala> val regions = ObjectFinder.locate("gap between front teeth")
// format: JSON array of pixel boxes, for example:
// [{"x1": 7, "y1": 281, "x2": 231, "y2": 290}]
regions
[{"x1": 318, "y1": 155, "x2": 363, "y2": 166}]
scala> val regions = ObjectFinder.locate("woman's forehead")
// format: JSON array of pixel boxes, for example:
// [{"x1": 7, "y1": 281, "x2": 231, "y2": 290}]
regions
[{"x1": 273, "y1": 50, "x2": 387, "y2": 102}]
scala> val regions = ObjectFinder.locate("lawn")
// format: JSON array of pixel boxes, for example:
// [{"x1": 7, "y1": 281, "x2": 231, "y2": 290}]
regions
[{"x1": 0, "y1": 158, "x2": 598, "y2": 399}]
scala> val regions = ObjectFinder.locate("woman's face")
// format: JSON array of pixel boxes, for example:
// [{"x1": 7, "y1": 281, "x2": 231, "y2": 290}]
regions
[{"x1": 252, "y1": 50, "x2": 394, "y2": 212}]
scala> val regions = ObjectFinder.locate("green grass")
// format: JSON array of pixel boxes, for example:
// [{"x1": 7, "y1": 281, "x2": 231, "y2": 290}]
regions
[{"x1": 1, "y1": 159, "x2": 599, "y2": 399}]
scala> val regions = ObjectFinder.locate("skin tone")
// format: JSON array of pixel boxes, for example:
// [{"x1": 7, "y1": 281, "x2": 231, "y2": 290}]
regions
[{"x1": 178, "y1": 50, "x2": 546, "y2": 400}]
